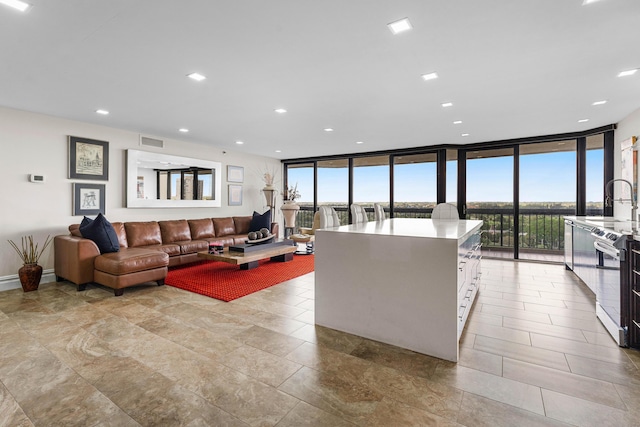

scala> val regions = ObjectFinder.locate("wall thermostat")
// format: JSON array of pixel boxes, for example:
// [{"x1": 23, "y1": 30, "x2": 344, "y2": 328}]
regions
[{"x1": 29, "y1": 174, "x2": 45, "y2": 183}]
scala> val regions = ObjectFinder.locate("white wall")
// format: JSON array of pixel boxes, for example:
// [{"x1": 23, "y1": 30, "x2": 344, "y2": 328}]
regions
[
  {"x1": 614, "y1": 107, "x2": 640, "y2": 220},
  {"x1": 0, "y1": 106, "x2": 282, "y2": 288}
]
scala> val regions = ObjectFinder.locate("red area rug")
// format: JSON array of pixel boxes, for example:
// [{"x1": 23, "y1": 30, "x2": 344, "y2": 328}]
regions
[{"x1": 165, "y1": 255, "x2": 314, "y2": 301}]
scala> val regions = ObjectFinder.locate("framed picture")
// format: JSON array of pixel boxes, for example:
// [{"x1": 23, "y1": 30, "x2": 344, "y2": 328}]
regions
[
  {"x1": 228, "y1": 184, "x2": 243, "y2": 206},
  {"x1": 227, "y1": 165, "x2": 244, "y2": 183},
  {"x1": 68, "y1": 136, "x2": 109, "y2": 180},
  {"x1": 73, "y1": 183, "x2": 106, "y2": 216}
]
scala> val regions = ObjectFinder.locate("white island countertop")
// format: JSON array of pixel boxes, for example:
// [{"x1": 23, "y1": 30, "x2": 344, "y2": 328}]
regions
[
  {"x1": 321, "y1": 217, "x2": 483, "y2": 242},
  {"x1": 315, "y1": 218, "x2": 483, "y2": 362}
]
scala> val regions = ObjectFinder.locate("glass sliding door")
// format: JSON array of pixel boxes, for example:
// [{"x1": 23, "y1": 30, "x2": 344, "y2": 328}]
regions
[
  {"x1": 286, "y1": 162, "x2": 315, "y2": 228},
  {"x1": 466, "y1": 148, "x2": 514, "y2": 259},
  {"x1": 318, "y1": 159, "x2": 349, "y2": 225},
  {"x1": 353, "y1": 155, "x2": 389, "y2": 221},
  {"x1": 393, "y1": 153, "x2": 437, "y2": 218},
  {"x1": 519, "y1": 140, "x2": 576, "y2": 262}
]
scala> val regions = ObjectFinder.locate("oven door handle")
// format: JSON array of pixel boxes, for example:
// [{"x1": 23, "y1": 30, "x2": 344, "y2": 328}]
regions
[{"x1": 594, "y1": 241, "x2": 620, "y2": 259}]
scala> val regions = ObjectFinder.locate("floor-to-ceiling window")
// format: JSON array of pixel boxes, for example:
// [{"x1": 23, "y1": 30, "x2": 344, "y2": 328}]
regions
[
  {"x1": 353, "y1": 156, "x2": 389, "y2": 221},
  {"x1": 466, "y1": 148, "x2": 515, "y2": 259},
  {"x1": 446, "y1": 150, "x2": 458, "y2": 206},
  {"x1": 286, "y1": 162, "x2": 315, "y2": 228},
  {"x1": 317, "y1": 159, "x2": 349, "y2": 225},
  {"x1": 586, "y1": 134, "x2": 605, "y2": 215},
  {"x1": 283, "y1": 128, "x2": 612, "y2": 262},
  {"x1": 519, "y1": 140, "x2": 577, "y2": 262},
  {"x1": 393, "y1": 153, "x2": 438, "y2": 218}
]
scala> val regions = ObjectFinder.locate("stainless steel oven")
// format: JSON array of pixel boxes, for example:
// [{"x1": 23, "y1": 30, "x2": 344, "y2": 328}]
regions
[{"x1": 592, "y1": 227, "x2": 629, "y2": 346}]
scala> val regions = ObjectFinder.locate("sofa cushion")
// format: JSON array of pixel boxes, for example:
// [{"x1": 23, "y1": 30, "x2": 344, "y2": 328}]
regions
[
  {"x1": 95, "y1": 248, "x2": 169, "y2": 275},
  {"x1": 213, "y1": 217, "x2": 236, "y2": 237},
  {"x1": 249, "y1": 210, "x2": 272, "y2": 232},
  {"x1": 233, "y1": 216, "x2": 252, "y2": 234},
  {"x1": 79, "y1": 214, "x2": 120, "y2": 254},
  {"x1": 206, "y1": 237, "x2": 235, "y2": 246},
  {"x1": 136, "y1": 243, "x2": 181, "y2": 257},
  {"x1": 159, "y1": 220, "x2": 191, "y2": 243},
  {"x1": 111, "y1": 222, "x2": 128, "y2": 248},
  {"x1": 188, "y1": 218, "x2": 215, "y2": 239},
  {"x1": 176, "y1": 240, "x2": 208, "y2": 254},
  {"x1": 125, "y1": 222, "x2": 162, "y2": 247}
]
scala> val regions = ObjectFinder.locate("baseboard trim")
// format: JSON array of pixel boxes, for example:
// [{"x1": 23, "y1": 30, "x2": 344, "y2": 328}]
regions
[{"x1": 0, "y1": 269, "x2": 56, "y2": 292}]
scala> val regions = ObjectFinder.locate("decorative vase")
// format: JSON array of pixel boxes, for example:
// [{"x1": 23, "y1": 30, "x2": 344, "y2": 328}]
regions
[
  {"x1": 280, "y1": 201, "x2": 300, "y2": 228},
  {"x1": 18, "y1": 263, "x2": 42, "y2": 292}
]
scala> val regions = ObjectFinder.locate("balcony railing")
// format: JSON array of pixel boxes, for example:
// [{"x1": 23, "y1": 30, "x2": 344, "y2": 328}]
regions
[{"x1": 293, "y1": 205, "x2": 603, "y2": 260}]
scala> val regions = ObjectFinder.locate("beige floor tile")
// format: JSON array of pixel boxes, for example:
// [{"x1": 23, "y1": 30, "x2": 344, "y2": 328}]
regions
[
  {"x1": 503, "y1": 358, "x2": 626, "y2": 410},
  {"x1": 278, "y1": 366, "x2": 382, "y2": 425},
  {"x1": 363, "y1": 396, "x2": 464, "y2": 427},
  {"x1": 477, "y1": 295, "x2": 525, "y2": 310},
  {"x1": 457, "y1": 347, "x2": 503, "y2": 376},
  {"x1": 431, "y1": 363, "x2": 544, "y2": 415},
  {"x1": 502, "y1": 317, "x2": 589, "y2": 342},
  {"x1": 530, "y1": 333, "x2": 628, "y2": 364},
  {"x1": 219, "y1": 345, "x2": 302, "y2": 387},
  {"x1": 456, "y1": 392, "x2": 570, "y2": 427},
  {"x1": 473, "y1": 335, "x2": 570, "y2": 371},
  {"x1": 565, "y1": 353, "x2": 640, "y2": 387},
  {"x1": 465, "y1": 320, "x2": 531, "y2": 345},
  {"x1": 272, "y1": 400, "x2": 356, "y2": 427},
  {"x1": 350, "y1": 338, "x2": 441, "y2": 379},
  {"x1": 0, "y1": 382, "x2": 34, "y2": 427},
  {"x1": 288, "y1": 324, "x2": 364, "y2": 353},
  {"x1": 541, "y1": 389, "x2": 633, "y2": 427},
  {"x1": 481, "y1": 304, "x2": 552, "y2": 324},
  {"x1": 232, "y1": 325, "x2": 305, "y2": 357}
]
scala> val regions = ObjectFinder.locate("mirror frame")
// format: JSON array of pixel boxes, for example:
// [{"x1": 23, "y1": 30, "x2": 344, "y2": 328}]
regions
[{"x1": 126, "y1": 149, "x2": 222, "y2": 208}]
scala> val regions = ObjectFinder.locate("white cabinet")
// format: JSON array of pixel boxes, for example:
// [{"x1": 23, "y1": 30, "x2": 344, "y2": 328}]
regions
[{"x1": 457, "y1": 230, "x2": 482, "y2": 338}]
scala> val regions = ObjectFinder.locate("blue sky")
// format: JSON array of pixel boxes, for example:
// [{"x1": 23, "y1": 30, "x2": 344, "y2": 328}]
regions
[{"x1": 287, "y1": 149, "x2": 604, "y2": 204}]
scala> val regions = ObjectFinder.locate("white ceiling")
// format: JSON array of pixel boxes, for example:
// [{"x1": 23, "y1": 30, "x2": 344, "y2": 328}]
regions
[{"x1": 1, "y1": 0, "x2": 639, "y2": 160}]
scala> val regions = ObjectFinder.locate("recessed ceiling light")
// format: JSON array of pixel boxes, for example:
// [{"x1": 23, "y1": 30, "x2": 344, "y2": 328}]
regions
[
  {"x1": 453, "y1": 120, "x2": 462, "y2": 124},
  {"x1": 0, "y1": 0, "x2": 31, "y2": 12},
  {"x1": 387, "y1": 18, "x2": 412, "y2": 35},
  {"x1": 421, "y1": 72, "x2": 438, "y2": 81},
  {"x1": 582, "y1": 0, "x2": 602, "y2": 5},
  {"x1": 95, "y1": 109, "x2": 109, "y2": 115},
  {"x1": 442, "y1": 102, "x2": 453, "y2": 108},
  {"x1": 618, "y1": 69, "x2": 638, "y2": 77},
  {"x1": 274, "y1": 108, "x2": 287, "y2": 114},
  {"x1": 324, "y1": 128, "x2": 334, "y2": 132},
  {"x1": 178, "y1": 128, "x2": 189, "y2": 133},
  {"x1": 235, "y1": 141, "x2": 244, "y2": 145},
  {"x1": 461, "y1": 133, "x2": 470, "y2": 137},
  {"x1": 187, "y1": 72, "x2": 206, "y2": 81},
  {"x1": 578, "y1": 119, "x2": 589, "y2": 123},
  {"x1": 356, "y1": 141, "x2": 364, "y2": 144},
  {"x1": 275, "y1": 150, "x2": 282, "y2": 153},
  {"x1": 592, "y1": 100, "x2": 607, "y2": 106}
]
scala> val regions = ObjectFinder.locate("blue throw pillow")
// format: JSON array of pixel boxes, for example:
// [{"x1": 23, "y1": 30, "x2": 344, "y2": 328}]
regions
[
  {"x1": 79, "y1": 213, "x2": 120, "y2": 254},
  {"x1": 249, "y1": 210, "x2": 272, "y2": 232}
]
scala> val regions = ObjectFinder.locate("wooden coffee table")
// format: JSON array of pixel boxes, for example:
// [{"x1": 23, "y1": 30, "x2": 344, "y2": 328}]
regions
[{"x1": 197, "y1": 243, "x2": 297, "y2": 270}]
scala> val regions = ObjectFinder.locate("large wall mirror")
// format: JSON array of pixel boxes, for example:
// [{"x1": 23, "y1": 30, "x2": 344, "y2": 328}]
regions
[{"x1": 126, "y1": 149, "x2": 222, "y2": 208}]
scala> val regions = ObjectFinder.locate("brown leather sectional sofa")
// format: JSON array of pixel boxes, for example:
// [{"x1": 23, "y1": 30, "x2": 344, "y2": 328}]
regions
[{"x1": 54, "y1": 216, "x2": 278, "y2": 296}]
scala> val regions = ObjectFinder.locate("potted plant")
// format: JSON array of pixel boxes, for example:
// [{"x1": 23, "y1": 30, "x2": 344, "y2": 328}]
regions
[
  {"x1": 8, "y1": 235, "x2": 52, "y2": 292},
  {"x1": 282, "y1": 183, "x2": 301, "y2": 204}
]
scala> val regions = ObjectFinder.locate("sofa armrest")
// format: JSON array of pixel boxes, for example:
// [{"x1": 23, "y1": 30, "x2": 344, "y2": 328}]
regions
[
  {"x1": 54, "y1": 235, "x2": 100, "y2": 285},
  {"x1": 270, "y1": 222, "x2": 280, "y2": 237}
]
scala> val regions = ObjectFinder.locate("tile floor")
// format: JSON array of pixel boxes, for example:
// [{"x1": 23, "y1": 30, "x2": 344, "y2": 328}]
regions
[{"x1": 1, "y1": 259, "x2": 639, "y2": 426}]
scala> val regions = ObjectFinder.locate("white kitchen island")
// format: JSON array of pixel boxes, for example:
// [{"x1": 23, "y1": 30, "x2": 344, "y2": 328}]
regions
[{"x1": 315, "y1": 218, "x2": 483, "y2": 362}]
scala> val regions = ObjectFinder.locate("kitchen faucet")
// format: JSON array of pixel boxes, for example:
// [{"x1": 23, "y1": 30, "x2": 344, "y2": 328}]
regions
[{"x1": 605, "y1": 178, "x2": 638, "y2": 230}]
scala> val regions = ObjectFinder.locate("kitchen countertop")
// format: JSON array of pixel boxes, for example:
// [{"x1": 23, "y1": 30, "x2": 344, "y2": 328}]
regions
[
  {"x1": 319, "y1": 218, "x2": 483, "y2": 242},
  {"x1": 565, "y1": 215, "x2": 639, "y2": 238}
]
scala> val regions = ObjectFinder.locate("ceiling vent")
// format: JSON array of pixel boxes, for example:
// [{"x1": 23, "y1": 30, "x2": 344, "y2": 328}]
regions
[{"x1": 140, "y1": 136, "x2": 164, "y2": 149}]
